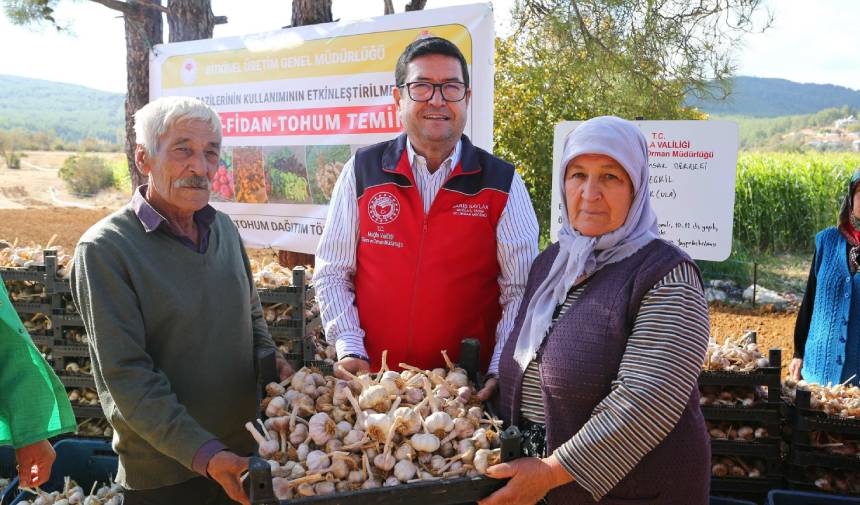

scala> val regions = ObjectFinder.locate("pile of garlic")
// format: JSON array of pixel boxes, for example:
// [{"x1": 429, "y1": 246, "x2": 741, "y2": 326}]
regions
[
  {"x1": 5, "y1": 280, "x2": 48, "y2": 303},
  {"x1": 75, "y1": 419, "x2": 112, "y2": 438},
  {"x1": 68, "y1": 388, "x2": 99, "y2": 407},
  {"x1": 783, "y1": 378, "x2": 860, "y2": 418},
  {"x1": 0, "y1": 238, "x2": 71, "y2": 278},
  {"x1": 705, "y1": 421, "x2": 769, "y2": 441},
  {"x1": 251, "y1": 260, "x2": 294, "y2": 289},
  {"x1": 19, "y1": 477, "x2": 122, "y2": 505},
  {"x1": 703, "y1": 335, "x2": 769, "y2": 372},
  {"x1": 247, "y1": 350, "x2": 502, "y2": 500}
]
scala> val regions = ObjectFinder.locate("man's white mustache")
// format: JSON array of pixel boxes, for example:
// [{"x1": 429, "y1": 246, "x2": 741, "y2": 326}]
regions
[{"x1": 174, "y1": 176, "x2": 210, "y2": 189}]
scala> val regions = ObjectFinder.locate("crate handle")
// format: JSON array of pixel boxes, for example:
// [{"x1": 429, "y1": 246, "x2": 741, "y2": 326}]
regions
[
  {"x1": 500, "y1": 425, "x2": 522, "y2": 462},
  {"x1": 246, "y1": 457, "x2": 278, "y2": 505}
]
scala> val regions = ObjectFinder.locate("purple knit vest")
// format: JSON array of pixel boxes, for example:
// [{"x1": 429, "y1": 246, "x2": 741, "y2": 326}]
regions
[{"x1": 498, "y1": 239, "x2": 710, "y2": 505}]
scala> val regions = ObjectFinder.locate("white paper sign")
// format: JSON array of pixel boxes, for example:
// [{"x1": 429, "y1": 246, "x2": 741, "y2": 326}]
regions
[
  {"x1": 551, "y1": 120, "x2": 739, "y2": 261},
  {"x1": 150, "y1": 4, "x2": 495, "y2": 253}
]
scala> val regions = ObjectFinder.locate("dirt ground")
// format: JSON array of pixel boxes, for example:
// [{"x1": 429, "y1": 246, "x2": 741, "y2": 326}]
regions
[{"x1": 0, "y1": 154, "x2": 800, "y2": 367}]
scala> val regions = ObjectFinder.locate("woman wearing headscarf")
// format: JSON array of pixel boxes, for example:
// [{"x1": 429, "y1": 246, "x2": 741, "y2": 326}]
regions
[
  {"x1": 790, "y1": 169, "x2": 860, "y2": 386},
  {"x1": 479, "y1": 116, "x2": 710, "y2": 505}
]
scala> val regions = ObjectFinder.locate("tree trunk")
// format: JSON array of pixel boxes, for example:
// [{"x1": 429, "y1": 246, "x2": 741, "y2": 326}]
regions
[
  {"x1": 384, "y1": 0, "x2": 394, "y2": 15},
  {"x1": 404, "y1": 0, "x2": 427, "y2": 11},
  {"x1": 124, "y1": 0, "x2": 164, "y2": 191},
  {"x1": 291, "y1": 0, "x2": 332, "y2": 26},
  {"x1": 277, "y1": 0, "x2": 334, "y2": 268},
  {"x1": 167, "y1": 0, "x2": 214, "y2": 42}
]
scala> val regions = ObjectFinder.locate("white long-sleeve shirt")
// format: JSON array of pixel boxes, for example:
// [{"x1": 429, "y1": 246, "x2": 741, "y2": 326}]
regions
[{"x1": 314, "y1": 139, "x2": 539, "y2": 375}]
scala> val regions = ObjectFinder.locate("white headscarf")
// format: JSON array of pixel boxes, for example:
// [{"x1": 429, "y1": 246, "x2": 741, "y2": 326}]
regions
[{"x1": 512, "y1": 116, "x2": 660, "y2": 370}]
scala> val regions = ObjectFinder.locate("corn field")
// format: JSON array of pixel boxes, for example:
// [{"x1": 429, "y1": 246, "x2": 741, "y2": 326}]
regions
[{"x1": 734, "y1": 152, "x2": 860, "y2": 253}]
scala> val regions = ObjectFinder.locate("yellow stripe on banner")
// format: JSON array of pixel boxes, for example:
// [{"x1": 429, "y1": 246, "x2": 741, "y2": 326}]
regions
[{"x1": 162, "y1": 24, "x2": 473, "y2": 89}]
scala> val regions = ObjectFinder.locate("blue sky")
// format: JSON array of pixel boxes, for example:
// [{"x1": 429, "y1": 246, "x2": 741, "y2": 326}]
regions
[{"x1": 0, "y1": 0, "x2": 857, "y2": 94}]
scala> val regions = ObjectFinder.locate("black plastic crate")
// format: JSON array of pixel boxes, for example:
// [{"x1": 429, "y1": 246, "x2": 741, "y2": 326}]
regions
[
  {"x1": 10, "y1": 301, "x2": 52, "y2": 315},
  {"x1": 52, "y1": 313, "x2": 85, "y2": 329},
  {"x1": 710, "y1": 476, "x2": 784, "y2": 495},
  {"x1": 793, "y1": 390, "x2": 860, "y2": 436},
  {"x1": 53, "y1": 343, "x2": 90, "y2": 358},
  {"x1": 702, "y1": 405, "x2": 783, "y2": 424},
  {"x1": 56, "y1": 373, "x2": 95, "y2": 389},
  {"x1": 71, "y1": 405, "x2": 105, "y2": 419},
  {"x1": 785, "y1": 464, "x2": 860, "y2": 496},
  {"x1": 29, "y1": 333, "x2": 59, "y2": 348},
  {"x1": 41, "y1": 251, "x2": 71, "y2": 295},
  {"x1": 246, "y1": 423, "x2": 522, "y2": 505},
  {"x1": 712, "y1": 439, "x2": 782, "y2": 459},
  {"x1": 0, "y1": 266, "x2": 46, "y2": 283},
  {"x1": 257, "y1": 267, "x2": 308, "y2": 305}
]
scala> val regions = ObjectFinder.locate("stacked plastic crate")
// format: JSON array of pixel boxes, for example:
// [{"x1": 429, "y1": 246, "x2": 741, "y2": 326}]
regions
[
  {"x1": 786, "y1": 388, "x2": 860, "y2": 496},
  {"x1": 700, "y1": 332, "x2": 785, "y2": 497}
]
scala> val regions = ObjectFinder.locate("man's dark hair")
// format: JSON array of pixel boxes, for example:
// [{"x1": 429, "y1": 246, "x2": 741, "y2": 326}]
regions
[{"x1": 395, "y1": 37, "x2": 470, "y2": 89}]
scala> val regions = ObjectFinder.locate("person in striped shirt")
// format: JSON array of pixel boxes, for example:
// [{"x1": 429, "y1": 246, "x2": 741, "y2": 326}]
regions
[
  {"x1": 314, "y1": 37, "x2": 539, "y2": 397},
  {"x1": 484, "y1": 116, "x2": 711, "y2": 505}
]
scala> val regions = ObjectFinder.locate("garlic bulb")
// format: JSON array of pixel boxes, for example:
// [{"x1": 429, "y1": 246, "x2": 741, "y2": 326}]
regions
[
  {"x1": 411, "y1": 433, "x2": 441, "y2": 453},
  {"x1": 308, "y1": 412, "x2": 336, "y2": 445},
  {"x1": 424, "y1": 411, "x2": 454, "y2": 436},
  {"x1": 306, "y1": 450, "x2": 330, "y2": 472},
  {"x1": 394, "y1": 459, "x2": 418, "y2": 482},
  {"x1": 359, "y1": 384, "x2": 390, "y2": 411},
  {"x1": 473, "y1": 448, "x2": 501, "y2": 474}
]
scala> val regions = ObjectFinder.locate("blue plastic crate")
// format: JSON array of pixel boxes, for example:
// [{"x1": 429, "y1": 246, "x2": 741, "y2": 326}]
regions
[
  {"x1": 1, "y1": 446, "x2": 19, "y2": 505},
  {"x1": 10, "y1": 439, "x2": 116, "y2": 504},
  {"x1": 711, "y1": 496, "x2": 758, "y2": 505},
  {"x1": 768, "y1": 489, "x2": 860, "y2": 504}
]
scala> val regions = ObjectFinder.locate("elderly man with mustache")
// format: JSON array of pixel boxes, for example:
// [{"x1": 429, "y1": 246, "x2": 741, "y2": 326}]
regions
[{"x1": 71, "y1": 96, "x2": 289, "y2": 505}]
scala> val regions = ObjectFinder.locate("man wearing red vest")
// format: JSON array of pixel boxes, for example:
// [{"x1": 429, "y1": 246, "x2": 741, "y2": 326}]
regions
[{"x1": 315, "y1": 37, "x2": 538, "y2": 399}]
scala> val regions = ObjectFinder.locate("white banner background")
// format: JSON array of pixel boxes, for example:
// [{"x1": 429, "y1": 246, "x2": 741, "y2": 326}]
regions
[{"x1": 150, "y1": 3, "x2": 495, "y2": 253}]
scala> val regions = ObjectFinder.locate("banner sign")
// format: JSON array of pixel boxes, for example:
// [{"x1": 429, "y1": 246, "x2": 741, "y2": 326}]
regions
[
  {"x1": 551, "y1": 120, "x2": 739, "y2": 261},
  {"x1": 150, "y1": 3, "x2": 495, "y2": 252}
]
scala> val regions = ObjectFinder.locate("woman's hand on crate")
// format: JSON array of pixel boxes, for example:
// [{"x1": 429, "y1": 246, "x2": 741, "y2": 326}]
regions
[
  {"x1": 207, "y1": 451, "x2": 250, "y2": 505},
  {"x1": 15, "y1": 439, "x2": 56, "y2": 488},
  {"x1": 789, "y1": 358, "x2": 803, "y2": 381},
  {"x1": 478, "y1": 455, "x2": 573, "y2": 505}
]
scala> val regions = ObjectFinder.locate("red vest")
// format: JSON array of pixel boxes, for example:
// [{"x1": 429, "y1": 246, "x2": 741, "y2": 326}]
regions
[{"x1": 353, "y1": 134, "x2": 514, "y2": 371}]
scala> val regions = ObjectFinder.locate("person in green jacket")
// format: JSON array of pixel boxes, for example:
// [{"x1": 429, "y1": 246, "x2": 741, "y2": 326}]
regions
[{"x1": 0, "y1": 273, "x2": 76, "y2": 489}]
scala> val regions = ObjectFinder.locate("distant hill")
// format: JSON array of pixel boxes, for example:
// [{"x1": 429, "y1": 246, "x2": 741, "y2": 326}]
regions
[
  {"x1": 0, "y1": 74, "x2": 124, "y2": 143},
  {"x1": 688, "y1": 76, "x2": 860, "y2": 117}
]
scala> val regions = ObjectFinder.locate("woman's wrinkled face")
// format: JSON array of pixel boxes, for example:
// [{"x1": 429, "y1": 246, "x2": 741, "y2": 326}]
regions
[{"x1": 564, "y1": 154, "x2": 634, "y2": 237}]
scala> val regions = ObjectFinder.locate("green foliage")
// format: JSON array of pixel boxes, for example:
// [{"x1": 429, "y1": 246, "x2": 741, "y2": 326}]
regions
[
  {"x1": 6, "y1": 152, "x2": 21, "y2": 169},
  {"x1": 0, "y1": 74, "x2": 124, "y2": 145},
  {"x1": 493, "y1": 13, "x2": 707, "y2": 237},
  {"x1": 110, "y1": 159, "x2": 132, "y2": 194},
  {"x1": 733, "y1": 152, "x2": 860, "y2": 253},
  {"x1": 718, "y1": 106, "x2": 859, "y2": 150},
  {"x1": 58, "y1": 154, "x2": 114, "y2": 195}
]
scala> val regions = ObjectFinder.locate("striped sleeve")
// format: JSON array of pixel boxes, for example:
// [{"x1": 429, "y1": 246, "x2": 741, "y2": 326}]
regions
[
  {"x1": 313, "y1": 157, "x2": 368, "y2": 359},
  {"x1": 554, "y1": 262, "x2": 709, "y2": 501},
  {"x1": 488, "y1": 171, "x2": 539, "y2": 375}
]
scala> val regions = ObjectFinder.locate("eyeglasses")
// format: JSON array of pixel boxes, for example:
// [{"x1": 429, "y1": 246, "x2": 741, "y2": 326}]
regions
[{"x1": 399, "y1": 81, "x2": 468, "y2": 102}]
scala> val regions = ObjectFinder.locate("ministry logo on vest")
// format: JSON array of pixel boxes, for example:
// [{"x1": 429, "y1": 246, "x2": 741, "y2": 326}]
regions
[{"x1": 368, "y1": 192, "x2": 400, "y2": 225}]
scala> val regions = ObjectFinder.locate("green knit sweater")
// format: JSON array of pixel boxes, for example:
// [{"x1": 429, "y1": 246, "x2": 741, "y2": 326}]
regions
[{"x1": 71, "y1": 205, "x2": 275, "y2": 489}]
